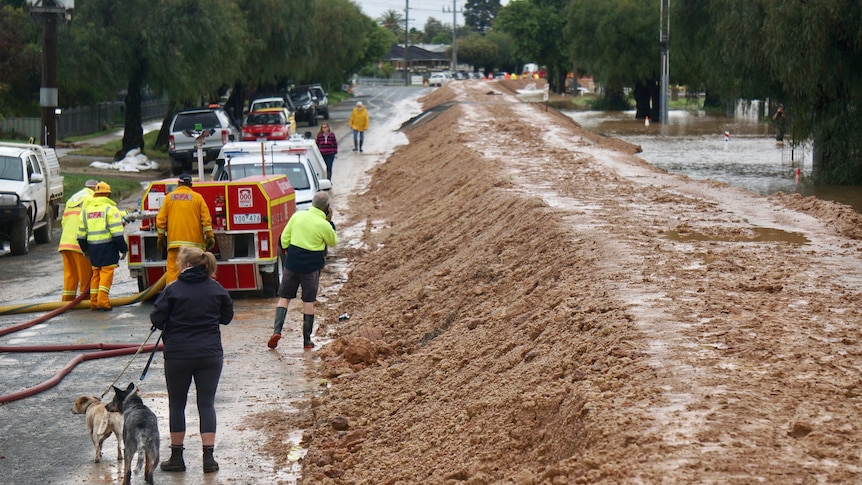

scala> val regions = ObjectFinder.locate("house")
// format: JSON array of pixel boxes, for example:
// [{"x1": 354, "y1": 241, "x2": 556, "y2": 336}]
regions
[{"x1": 383, "y1": 44, "x2": 450, "y2": 74}]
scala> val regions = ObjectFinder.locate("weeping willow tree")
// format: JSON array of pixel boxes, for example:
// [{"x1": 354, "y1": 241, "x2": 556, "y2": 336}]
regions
[{"x1": 699, "y1": 0, "x2": 862, "y2": 184}]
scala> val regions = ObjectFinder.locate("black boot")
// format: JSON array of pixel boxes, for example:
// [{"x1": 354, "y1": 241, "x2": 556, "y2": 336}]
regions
[
  {"x1": 160, "y1": 445, "x2": 186, "y2": 472},
  {"x1": 203, "y1": 445, "x2": 219, "y2": 473},
  {"x1": 268, "y1": 306, "x2": 287, "y2": 348},
  {"x1": 302, "y1": 314, "x2": 315, "y2": 349}
]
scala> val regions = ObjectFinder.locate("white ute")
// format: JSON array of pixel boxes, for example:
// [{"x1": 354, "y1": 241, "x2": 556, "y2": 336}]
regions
[{"x1": 0, "y1": 142, "x2": 64, "y2": 255}]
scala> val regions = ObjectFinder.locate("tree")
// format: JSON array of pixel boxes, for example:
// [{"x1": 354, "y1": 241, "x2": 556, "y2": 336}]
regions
[
  {"x1": 60, "y1": 0, "x2": 247, "y2": 157},
  {"x1": 464, "y1": 0, "x2": 501, "y2": 34},
  {"x1": 456, "y1": 34, "x2": 498, "y2": 72},
  {"x1": 311, "y1": 0, "x2": 381, "y2": 88},
  {"x1": 496, "y1": 0, "x2": 570, "y2": 93},
  {"x1": 423, "y1": 18, "x2": 451, "y2": 44},
  {"x1": 379, "y1": 9, "x2": 404, "y2": 36},
  {"x1": 566, "y1": 0, "x2": 661, "y2": 117},
  {"x1": 701, "y1": 0, "x2": 862, "y2": 183},
  {"x1": 0, "y1": 5, "x2": 41, "y2": 116}
]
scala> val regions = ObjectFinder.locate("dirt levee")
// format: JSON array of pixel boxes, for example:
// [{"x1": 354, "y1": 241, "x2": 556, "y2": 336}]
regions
[{"x1": 297, "y1": 81, "x2": 862, "y2": 484}]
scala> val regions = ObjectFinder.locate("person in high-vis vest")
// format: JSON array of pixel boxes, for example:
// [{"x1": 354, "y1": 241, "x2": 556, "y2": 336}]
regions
[
  {"x1": 58, "y1": 179, "x2": 98, "y2": 301},
  {"x1": 77, "y1": 182, "x2": 128, "y2": 311},
  {"x1": 156, "y1": 174, "x2": 215, "y2": 284}
]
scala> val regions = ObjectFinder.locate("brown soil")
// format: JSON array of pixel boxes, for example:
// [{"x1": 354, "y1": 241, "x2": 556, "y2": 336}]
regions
[{"x1": 280, "y1": 81, "x2": 862, "y2": 483}]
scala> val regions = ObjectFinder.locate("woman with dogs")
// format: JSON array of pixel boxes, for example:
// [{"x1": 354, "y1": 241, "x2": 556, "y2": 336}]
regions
[{"x1": 150, "y1": 246, "x2": 234, "y2": 473}]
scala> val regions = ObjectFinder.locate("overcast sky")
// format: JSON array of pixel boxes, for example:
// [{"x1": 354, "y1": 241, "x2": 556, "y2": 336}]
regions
[{"x1": 354, "y1": 0, "x2": 509, "y2": 32}]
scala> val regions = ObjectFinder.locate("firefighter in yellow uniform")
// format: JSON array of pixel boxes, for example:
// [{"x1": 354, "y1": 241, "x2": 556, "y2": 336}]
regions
[
  {"x1": 58, "y1": 179, "x2": 98, "y2": 301},
  {"x1": 77, "y1": 182, "x2": 128, "y2": 311},
  {"x1": 156, "y1": 174, "x2": 215, "y2": 284}
]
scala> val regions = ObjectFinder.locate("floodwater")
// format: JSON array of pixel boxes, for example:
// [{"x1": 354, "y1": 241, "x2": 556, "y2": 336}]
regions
[{"x1": 564, "y1": 109, "x2": 862, "y2": 213}]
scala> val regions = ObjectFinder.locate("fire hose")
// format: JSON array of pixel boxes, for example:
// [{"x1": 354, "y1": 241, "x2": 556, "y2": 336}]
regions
[
  {"x1": 0, "y1": 273, "x2": 166, "y2": 317},
  {"x1": 0, "y1": 274, "x2": 168, "y2": 403}
]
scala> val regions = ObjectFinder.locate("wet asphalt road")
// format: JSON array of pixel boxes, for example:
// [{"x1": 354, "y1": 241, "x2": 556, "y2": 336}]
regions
[{"x1": 0, "y1": 85, "x2": 424, "y2": 484}]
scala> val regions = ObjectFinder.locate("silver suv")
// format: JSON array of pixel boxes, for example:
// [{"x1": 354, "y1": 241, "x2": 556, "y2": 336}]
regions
[{"x1": 168, "y1": 107, "x2": 240, "y2": 175}]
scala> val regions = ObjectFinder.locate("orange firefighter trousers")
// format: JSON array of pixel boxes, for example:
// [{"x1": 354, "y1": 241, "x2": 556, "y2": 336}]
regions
[
  {"x1": 89, "y1": 265, "x2": 116, "y2": 310},
  {"x1": 61, "y1": 251, "x2": 92, "y2": 301}
]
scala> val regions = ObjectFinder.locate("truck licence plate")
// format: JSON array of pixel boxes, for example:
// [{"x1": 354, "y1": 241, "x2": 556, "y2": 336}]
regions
[{"x1": 233, "y1": 213, "x2": 261, "y2": 224}]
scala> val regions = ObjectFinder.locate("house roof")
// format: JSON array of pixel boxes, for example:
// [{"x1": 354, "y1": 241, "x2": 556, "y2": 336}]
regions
[{"x1": 383, "y1": 44, "x2": 449, "y2": 62}]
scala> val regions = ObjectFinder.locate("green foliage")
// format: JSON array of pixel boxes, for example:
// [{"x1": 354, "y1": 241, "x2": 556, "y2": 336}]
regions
[
  {"x1": 496, "y1": 0, "x2": 571, "y2": 91},
  {"x1": 423, "y1": 18, "x2": 451, "y2": 44},
  {"x1": 457, "y1": 34, "x2": 499, "y2": 72},
  {"x1": 311, "y1": 0, "x2": 380, "y2": 86},
  {"x1": 0, "y1": 6, "x2": 41, "y2": 115},
  {"x1": 379, "y1": 9, "x2": 404, "y2": 36},
  {"x1": 464, "y1": 0, "x2": 502, "y2": 34}
]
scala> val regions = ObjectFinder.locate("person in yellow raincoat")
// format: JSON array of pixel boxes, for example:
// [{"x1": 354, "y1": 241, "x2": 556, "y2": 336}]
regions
[
  {"x1": 349, "y1": 101, "x2": 369, "y2": 152},
  {"x1": 77, "y1": 182, "x2": 127, "y2": 311},
  {"x1": 156, "y1": 174, "x2": 215, "y2": 284},
  {"x1": 58, "y1": 179, "x2": 98, "y2": 301}
]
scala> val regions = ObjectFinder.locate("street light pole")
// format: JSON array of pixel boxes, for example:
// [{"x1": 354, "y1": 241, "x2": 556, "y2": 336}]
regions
[
  {"x1": 659, "y1": 0, "x2": 670, "y2": 125},
  {"x1": 28, "y1": 1, "x2": 73, "y2": 148},
  {"x1": 404, "y1": 0, "x2": 410, "y2": 86}
]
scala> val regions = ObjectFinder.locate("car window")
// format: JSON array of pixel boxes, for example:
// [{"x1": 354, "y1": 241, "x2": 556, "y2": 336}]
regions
[
  {"x1": 246, "y1": 113, "x2": 284, "y2": 125},
  {"x1": 252, "y1": 100, "x2": 283, "y2": 110},
  {"x1": 228, "y1": 163, "x2": 311, "y2": 190},
  {"x1": 289, "y1": 91, "x2": 311, "y2": 103},
  {"x1": 0, "y1": 156, "x2": 24, "y2": 181},
  {"x1": 174, "y1": 112, "x2": 220, "y2": 131}
]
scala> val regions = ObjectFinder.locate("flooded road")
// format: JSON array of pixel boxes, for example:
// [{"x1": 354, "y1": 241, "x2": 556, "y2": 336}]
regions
[
  {"x1": 564, "y1": 109, "x2": 862, "y2": 212},
  {"x1": 0, "y1": 85, "x2": 421, "y2": 484}
]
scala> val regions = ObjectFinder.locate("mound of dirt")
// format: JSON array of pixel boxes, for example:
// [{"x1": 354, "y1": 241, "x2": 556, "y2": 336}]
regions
[{"x1": 295, "y1": 81, "x2": 862, "y2": 484}]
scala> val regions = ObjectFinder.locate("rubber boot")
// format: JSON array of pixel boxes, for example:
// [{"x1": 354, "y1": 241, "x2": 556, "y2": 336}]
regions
[
  {"x1": 359, "y1": 139, "x2": 364, "y2": 152},
  {"x1": 202, "y1": 445, "x2": 219, "y2": 473},
  {"x1": 268, "y1": 306, "x2": 287, "y2": 348},
  {"x1": 302, "y1": 314, "x2": 315, "y2": 349},
  {"x1": 160, "y1": 445, "x2": 186, "y2": 472},
  {"x1": 353, "y1": 141, "x2": 358, "y2": 152}
]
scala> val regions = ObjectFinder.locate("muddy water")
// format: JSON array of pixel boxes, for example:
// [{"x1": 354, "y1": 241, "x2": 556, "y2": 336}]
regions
[{"x1": 564, "y1": 110, "x2": 862, "y2": 213}]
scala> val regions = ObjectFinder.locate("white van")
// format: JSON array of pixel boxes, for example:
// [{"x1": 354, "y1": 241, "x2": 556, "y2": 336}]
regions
[{"x1": 214, "y1": 139, "x2": 332, "y2": 210}]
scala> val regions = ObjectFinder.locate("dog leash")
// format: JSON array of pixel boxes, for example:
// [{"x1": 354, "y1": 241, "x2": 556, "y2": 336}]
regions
[
  {"x1": 139, "y1": 330, "x2": 163, "y2": 382},
  {"x1": 101, "y1": 326, "x2": 156, "y2": 399}
]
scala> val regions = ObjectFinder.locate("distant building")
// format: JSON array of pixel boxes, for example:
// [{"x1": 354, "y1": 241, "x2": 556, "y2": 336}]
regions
[{"x1": 383, "y1": 44, "x2": 450, "y2": 75}]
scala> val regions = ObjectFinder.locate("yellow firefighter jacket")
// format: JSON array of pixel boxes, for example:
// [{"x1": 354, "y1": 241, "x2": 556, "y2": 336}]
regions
[
  {"x1": 58, "y1": 187, "x2": 94, "y2": 253},
  {"x1": 155, "y1": 185, "x2": 214, "y2": 249}
]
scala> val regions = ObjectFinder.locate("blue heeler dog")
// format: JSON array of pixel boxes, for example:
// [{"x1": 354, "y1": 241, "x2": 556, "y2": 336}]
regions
[{"x1": 107, "y1": 383, "x2": 160, "y2": 485}]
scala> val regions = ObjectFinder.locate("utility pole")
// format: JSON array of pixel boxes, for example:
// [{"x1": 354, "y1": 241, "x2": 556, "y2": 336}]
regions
[
  {"x1": 659, "y1": 0, "x2": 670, "y2": 124},
  {"x1": 404, "y1": 0, "x2": 410, "y2": 86},
  {"x1": 443, "y1": 1, "x2": 463, "y2": 71},
  {"x1": 28, "y1": 0, "x2": 73, "y2": 148}
]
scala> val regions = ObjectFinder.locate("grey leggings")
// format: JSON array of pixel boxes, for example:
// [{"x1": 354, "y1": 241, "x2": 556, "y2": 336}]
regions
[{"x1": 164, "y1": 356, "x2": 223, "y2": 434}]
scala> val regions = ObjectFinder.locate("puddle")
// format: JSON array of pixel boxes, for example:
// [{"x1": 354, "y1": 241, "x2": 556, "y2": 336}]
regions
[{"x1": 664, "y1": 227, "x2": 809, "y2": 245}]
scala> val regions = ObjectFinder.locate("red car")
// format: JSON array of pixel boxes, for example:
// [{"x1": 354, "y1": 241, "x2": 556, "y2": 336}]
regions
[{"x1": 241, "y1": 109, "x2": 290, "y2": 141}]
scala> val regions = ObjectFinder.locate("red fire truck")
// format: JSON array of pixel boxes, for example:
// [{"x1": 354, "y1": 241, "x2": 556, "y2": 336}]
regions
[{"x1": 127, "y1": 174, "x2": 295, "y2": 296}]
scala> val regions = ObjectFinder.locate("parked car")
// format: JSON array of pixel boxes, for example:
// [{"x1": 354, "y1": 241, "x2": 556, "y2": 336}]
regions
[
  {"x1": 249, "y1": 97, "x2": 296, "y2": 135},
  {"x1": 287, "y1": 89, "x2": 318, "y2": 126},
  {"x1": 213, "y1": 141, "x2": 331, "y2": 210},
  {"x1": 298, "y1": 84, "x2": 329, "y2": 120},
  {"x1": 0, "y1": 142, "x2": 63, "y2": 255},
  {"x1": 242, "y1": 109, "x2": 290, "y2": 141},
  {"x1": 428, "y1": 73, "x2": 448, "y2": 87},
  {"x1": 168, "y1": 106, "x2": 240, "y2": 175}
]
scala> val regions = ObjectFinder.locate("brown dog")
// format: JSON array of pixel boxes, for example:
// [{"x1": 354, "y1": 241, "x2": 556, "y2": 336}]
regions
[{"x1": 72, "y1": 395, "x2": 124, "y2": 463}]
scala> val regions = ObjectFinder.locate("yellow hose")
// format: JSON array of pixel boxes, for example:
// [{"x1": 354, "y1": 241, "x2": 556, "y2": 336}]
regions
[{"x1": 0, "y1": 274, "x2": 167, "y2": 316}]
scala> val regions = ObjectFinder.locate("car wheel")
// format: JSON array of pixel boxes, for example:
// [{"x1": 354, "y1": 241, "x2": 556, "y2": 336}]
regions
[
  {"x1": 10, "y1": 215, "x2": 32, "y2": 256},
  {"x1": 323, "y1": 110, "x2": 329, "y2": 120},
  {"x1": 171, "y1": 158, "x2": 184, "y2": 175},
  {"x1": 261, "y1": 255, "x2": 282, "y2": 298},
  {"x1": 34, "y1": 202, "x2": 54, "y2": 244}
]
